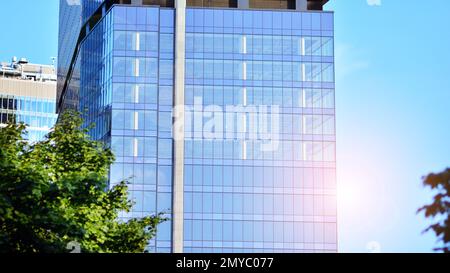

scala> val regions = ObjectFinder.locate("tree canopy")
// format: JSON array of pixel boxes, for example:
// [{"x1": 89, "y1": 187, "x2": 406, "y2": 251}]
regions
[
  {"x1": 418, "y1": 168, "x2": 450, "y2": 253},
  {"x1": 0, "y1": 111, "x2": 165, "y2": 253}
]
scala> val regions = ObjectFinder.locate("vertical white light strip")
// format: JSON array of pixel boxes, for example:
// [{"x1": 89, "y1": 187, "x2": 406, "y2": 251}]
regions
[
  {"x1": 133, "y1": 138, "x2": 138, "y2": 157},
  {"x1": 242, "y1": 35, "x2": 247, "y2": 54},
  {"x1": 242, "y1": 141, "x2": 247, "y2": 160},
  {"x1": 301, "y1": 37, "x2": 306, "y2": 56},
  {"x1": 302, "y1": 89, "x2": 306, "y2": 108},
  {"x1": 134, "y1": 58, "x2": 140, "y2": 77},
  {"x1": 134, "y1": 84, "x2": 140, "y2": 103},
  {"x1": 302, "y1": 63, "x2": 306, "y2": 81},
  {"x1": 243, "y1": 61, "x2": 247, "y2": 80},
  {"x1": 134, "y1": 112, "x2": 139, "y2": 130},
  {"x1": 173, "y1": 0, "x2": 186, "y2": 254},
  {"x1": 243, "y1": 87, "x2": 247, "y2": 106},
  {"x1": 136, "y1": 32, "x2": 141, "y2": 51}
]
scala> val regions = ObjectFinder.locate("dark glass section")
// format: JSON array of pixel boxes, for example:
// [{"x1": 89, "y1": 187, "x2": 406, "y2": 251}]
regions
[
  {"x1": 143, "y1": 0, "x2": 175, "y2": 7},
  {"x1": 307, "y1": 0, "x2": 328, "y2": 10},
  {"x1": 249, "y1": 0, "x2": 295, "y2": 9},
  {"x1": 57, "y1": 0, "x2": 82, "y2": 111},
  {"x1": 82, "y1": 0, "x2": 104, "y2": 22},
  {"x1": 187, "y1": 0, "x2": 238, "y2": 8}
]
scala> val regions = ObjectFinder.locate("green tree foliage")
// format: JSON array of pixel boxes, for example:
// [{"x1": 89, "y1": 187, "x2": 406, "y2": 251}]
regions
[
  {"x1": 418, "y1": 168, "x2": 450, "y2": 252},
  {"x1": 0, "y1": 111, "x2": 166, "y2": 253}
]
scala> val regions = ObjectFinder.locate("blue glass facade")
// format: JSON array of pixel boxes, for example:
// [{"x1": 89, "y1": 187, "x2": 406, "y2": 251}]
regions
[
  {"x1": 109, "y1": 6, "x2": 175, "y2": 253},
  {"x1": 59, "y1": 0, "x2": 336, "y2": 253},
  {"x1": 63, "y1": 4, "x2": 176, "y2": 252},
  {"x1": 183, "y1": 8, "x2": 336, "y2": 253}
]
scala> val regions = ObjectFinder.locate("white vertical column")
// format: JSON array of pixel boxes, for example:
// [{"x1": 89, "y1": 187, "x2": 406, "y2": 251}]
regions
[{"x1": 172, "y1": 0, "x2": 186, "y2": 254}]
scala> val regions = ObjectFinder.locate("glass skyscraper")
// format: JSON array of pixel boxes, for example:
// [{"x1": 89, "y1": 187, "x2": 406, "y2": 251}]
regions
[{"x1": 58, "y1": 0, "x2": 336, "y2": 253}]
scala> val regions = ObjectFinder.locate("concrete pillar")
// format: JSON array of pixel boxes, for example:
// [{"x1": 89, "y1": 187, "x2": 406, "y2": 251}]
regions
[
  {"x1": 238, "y1": 0, "x2": 249, "y2": 9},
  {"x1": 172, "y1": 0, "x2": 186, "y2": 254},
  {"x1": 131, "y1": 0, "x2": 143, "y2": 5},
  {"x1": 296, "y1": 0, "x2": 307, "y2": 11}
]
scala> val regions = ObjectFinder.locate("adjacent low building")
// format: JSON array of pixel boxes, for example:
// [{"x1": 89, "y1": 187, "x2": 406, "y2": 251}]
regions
[{"x1": 0, "y1": 57, "x2": 57, "y2": 142}]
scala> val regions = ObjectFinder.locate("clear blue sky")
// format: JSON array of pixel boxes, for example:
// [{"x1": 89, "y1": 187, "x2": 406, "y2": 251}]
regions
[
  {"x1": 0, "y1": 0, "x2": 59, "y2": 65},
  {"x1": 1, "y1": 0, "x2": 450, "y2": 252}
]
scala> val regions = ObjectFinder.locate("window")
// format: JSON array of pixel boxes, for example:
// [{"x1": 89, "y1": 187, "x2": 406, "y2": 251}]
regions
[
  {"x1": 142, "y1": 32, "x2": 158, "y2": 51},
  {"x1": 223, "y1": 193, "x2": 233, "y2": 214},
  {"x1": 213, "y1": 34, "x2": 224, "y2": 54},
  {"x1": 203, "y1": 165, "x2": 213, "y2": 185},
  {"x1": 111, "y1": 137, "x2": 124, "y2": 157},
  {"x1": 233, "y1": 221, "x2": 243, "y2": 242},
  {"x1": 203, "y1": 220, "x2": 213, "y2": 241},
  {"x1": 132, "y1": 191, "x2": 143, "y2": 211},
  {"x1": 322, "y1": 63, "x2": 334, "y2": 82},
  {"x1": 324, "y1": 223, "x2": 337, "y2": 243},
  {"x1": 144, "y1": 137, "x2": 157, "y2": 158},
  {"x1": 193, "y1": 220, "x2": 202, "y2": 241},
  {"x1": 324, "y1": 195, "x2": 337, "y2": 216},
  {"x1": 160, "y1": 60, "x2": 173, "y2": 80},
  {"x1": 213, "y1": 220, "x2": 223, "y2": 241},
  {"x1": 184, "y1": 165, "x2": 192, "y2": 187},
  {"x1": 158, "y1": 165, "x2": 172, "y2": 186},
  {"x1": 323, "y1": 142, "x2": 336, "y2": 162},
  {"x1": 160, "y1": 9, "x2": 174, "y2": 28},
  {"x1": 144, "y1": 111, "x2": 157, "y2": 132},
  {"x1": 282, "y1": 36, "x2": 292, "y2": 55},
  {"x1": 322, "y1": 37, "x2": 333, "y2": 56},
  {"x1": 252, "y1": 35, "x2": 263, "y2": 54},
  {"x1": 158, "y1": 112, "x2": 172, "y2": 132},
  {"x1": 223, "y1": 221, "x2": 232, "y2": 241},
  {"x1": 323, "y1": 115, "x2": 335, "y2": 135},
  {"x1": 264, "y1": 222, "x2": 274, "y2": 242},
  {"x1": 158, "y1": 139, "x2": 172, "y2": 159},
  {"x1": 134, "y1": 164, "x2": 144, "y2": 184},
  {"x1": 157, "y1": 192, "x2": 172, "y2": 212},
  {"x1": 313, "y1": 115, "x2": 322, "y2": 135},
  {"x1": 186, "y1": 33, "x2": 194, "y2": 53},
  {"x1": 322, "y1": 89, "x2": 335, "y2": 109},
  {"x1": 313, "y1": 142, "x2": 323, "y2": 161},
  {"x1": 160, "y1": 33, "x2": 174, "y2": 54},
  {"x1": 112, "y1": 110, "x2": 125, "y2": 130},
  {"x1": 273, "y1": 36, "x2": 283, "y2": 55},
  {"x1": 114, "y1": 31, "x2": 127, "y2": 50},
  {"x1": 143, "y1": 191, "x2": 156, "y2": 212},
  {"x1": 223, "y1": 34, "x2": 234, "y2": 54},
  {"x1": 303, "y1": 115, "x2": 313, "y2": 134},
  {"x1": 213, "y1": 192, "x2": 222, "y2": 213},
  {"x1": 273, "y1": 62, "x2": 283, "y2": 81},
  {"x1": 203, "y1": 193, "x2": 213, "y2": 213},
  {"x1": 113, "y1": 6, "x2": 127, "y2": 25},
  {"x1": 184, "y1": 220, "x2": 193, "y2": 241},
  {"x1": 110, "y1": 163, "x2": 123, "y2": 184},
  {"x1": 142, "y1": 58, "x2": 158, "y2": 79},
  {"x1": 157, "y1": 220, "x2": 172, "y2": 241},
  {"x1": 159, "y1": 86, "x2": 173, "y2": 106},
  {"x1": 113, "y1": 57, "x2": 127, "y2": 76},
  {"x1": 143, "y1": 164, "x2": 157, "y2": 184}
]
